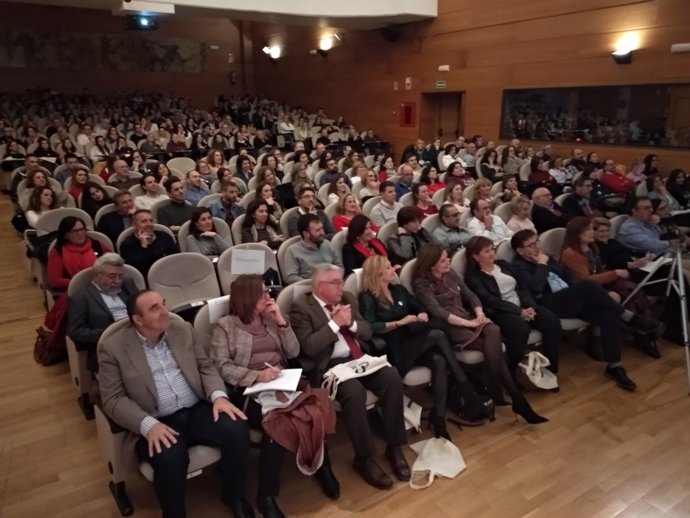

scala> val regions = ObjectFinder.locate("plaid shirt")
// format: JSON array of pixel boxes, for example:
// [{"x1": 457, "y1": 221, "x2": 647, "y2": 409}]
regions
[{"x1": 138, "y1": 332, "x2": 225, "y2": 436}]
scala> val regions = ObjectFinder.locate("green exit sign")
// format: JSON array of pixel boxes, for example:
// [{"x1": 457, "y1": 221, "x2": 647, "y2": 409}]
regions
[{"x1": 435, "y1": 80, "x2": 447, "y2": 89}]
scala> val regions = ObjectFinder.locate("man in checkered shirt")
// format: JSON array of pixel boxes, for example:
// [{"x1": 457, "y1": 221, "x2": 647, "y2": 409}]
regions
[{"x1": 98, "y1": 290, "x2": 254, "y2": 518}]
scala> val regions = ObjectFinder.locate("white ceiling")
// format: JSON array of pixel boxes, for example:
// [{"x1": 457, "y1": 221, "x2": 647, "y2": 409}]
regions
[{"x1": 0, "y1": 0, "x2": 437, "y2": 29}]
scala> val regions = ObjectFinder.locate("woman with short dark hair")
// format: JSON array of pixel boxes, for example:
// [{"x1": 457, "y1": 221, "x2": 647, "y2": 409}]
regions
[
  {"x1": 209, "y1": 274, "x2": 337, "y2": 518},
  {"x1": 186, "y1": 207, "x2": 230, "y2": 257},
  {"x1": 342, "y1": 215, "x2": 387, "y2": 275}
]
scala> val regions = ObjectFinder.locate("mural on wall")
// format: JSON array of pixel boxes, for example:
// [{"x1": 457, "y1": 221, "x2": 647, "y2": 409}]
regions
[{"x1": 0, "y1": 29, "x2": 206, "y2": 73}]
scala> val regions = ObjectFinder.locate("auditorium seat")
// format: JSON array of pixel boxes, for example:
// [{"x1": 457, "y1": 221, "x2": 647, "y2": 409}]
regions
[
  {"x1": 216, "y1": 243, "x2": 281, "y2": 295},
  {"x1": 177, "y1": 217, "x2": 232, "y2": 252}
]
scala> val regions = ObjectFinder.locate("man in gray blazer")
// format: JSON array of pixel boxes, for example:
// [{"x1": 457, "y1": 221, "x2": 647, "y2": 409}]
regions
[
  {"x1": 289, "y1": 264, "x2": 409, "y2": 491},
  {"x1": 98, "y1": 290, "x2": 253, "y2": 518},
  {"x1": 67, "y1": 253, "x2": 140, "y2": 419}
]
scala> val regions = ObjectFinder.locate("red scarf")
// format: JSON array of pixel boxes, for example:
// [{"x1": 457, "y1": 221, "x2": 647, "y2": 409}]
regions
[
  {"x1": 353, "y1": 238, "x2": 387, "y2": 259},
  {"x1": 61, "y1": 240, "x2": 99, "y2": 278}
]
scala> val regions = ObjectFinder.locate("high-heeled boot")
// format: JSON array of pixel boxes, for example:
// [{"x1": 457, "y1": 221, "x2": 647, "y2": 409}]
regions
[
  {"x1": 487, "y1": 379, "x2": 510, "y2": 406},
  {"x1": 429, "y1": 413, "x2": 451, "y2": 440},
  {"x1": 511, "y1": 393, "x2": 548, "y2": 424}
]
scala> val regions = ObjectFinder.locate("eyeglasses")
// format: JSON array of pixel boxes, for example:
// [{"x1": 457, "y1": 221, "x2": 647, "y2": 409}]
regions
[
  {"x1": 445, "y1": 212, "x2": 461, "y2": 218},
  {"x1": 521, "y1": 240, "x2": 540, "y2": 248},
  {"x1": 319, "y1": 279, "x2": 344, "y2": 287},
  {"x1": 69, "y1": 227, "x2": 86, "y2": 234}
]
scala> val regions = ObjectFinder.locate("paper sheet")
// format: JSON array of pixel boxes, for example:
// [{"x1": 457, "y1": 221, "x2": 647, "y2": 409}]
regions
[
  {"x1": 243, "y1": 368, "x2": 303, "y2": 395},
  {"x1": 639, "y1": 255, "x2": 672, "y2": 273},
  {"x1": 206, "y1": 295, "x2": 230, "y2": 324},
  {"x1": 230, "y1": 249, "x2": 266, "y2": 274}
]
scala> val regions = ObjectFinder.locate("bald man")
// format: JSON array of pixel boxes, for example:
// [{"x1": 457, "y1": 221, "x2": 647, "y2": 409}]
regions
[{"x1": 531, "y1": 187, "x2": 569, "y2": 233}]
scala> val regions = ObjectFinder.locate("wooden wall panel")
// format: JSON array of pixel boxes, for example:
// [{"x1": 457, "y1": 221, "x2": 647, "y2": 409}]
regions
[
  {"x1": 0, "y1": 2, "x2": 253, "y2": 105},
  {"x1": 252, "y1": 0, "x2": 690, "y2": 170}
]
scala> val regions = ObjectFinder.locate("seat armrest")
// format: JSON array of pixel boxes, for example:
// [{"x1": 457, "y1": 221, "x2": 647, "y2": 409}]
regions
[
  {"x1": 95, "y1": 403, "x2": 128, "y2": 435},
  {"x1": 366, "y1": 337, "x2": 388, "y2": 355}
]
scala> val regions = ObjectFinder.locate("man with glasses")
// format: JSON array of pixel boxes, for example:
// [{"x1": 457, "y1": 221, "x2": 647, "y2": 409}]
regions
[
  {"x1": 287, "y1": 186, "x2": 335, "y2": 238},
  {"x1": 394, "y1": 164, "x2": 414, "y2": 200},
  {"x1": 432, "y1": 203, "x2": 471, "y2": 256},
  {"x1": 618, "y1": 196, "x2": 690, "y2": 255},
  {"x1": 289, "y1": 264, "x2": 409, "y2": 490},
  {"x1": 67, "y1": 253, "x2": 139, "y2": 418},
  {"x1": 531, "y1": 187, "x2": 568, "y2": 233},
  {"x1": 283, "y1": 213, "x2": 342, "y2": 285},
  {"x1": 510, "y1": 229, "x2": 662, "y2": 391}
]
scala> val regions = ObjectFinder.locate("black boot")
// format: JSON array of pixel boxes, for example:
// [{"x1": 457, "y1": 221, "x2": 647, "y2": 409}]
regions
[
  {"x1": 429, "y1": 413, "x2": 451, "y2": 439},
  {"x1": 511, "y1": 393, "x2": 548, "y2": 424},
  {"x1": 256, "y1": 496, "x2": 285, "y2": 518},
  {"x1": 634, "y1": 333, "x2": 661, "y2": 359}
]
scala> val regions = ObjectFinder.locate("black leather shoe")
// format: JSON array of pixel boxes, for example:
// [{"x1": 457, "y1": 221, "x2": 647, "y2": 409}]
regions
[
  {"x1": 256, "y1": 496, "x2": 285, "y2": 518},
  {"x1": 226, "y1": 498, "x2": 255, "y2": 518},
  {"x1": 384, "y1": 446, "x2": 411, "y2": 482},
  {"x1": 352, "y1": 457, "x2": 393, "y2": 490},
  {"x1": 314, "y1": 465, "x2": 340, "y2": 500},
  {"x1": 628, "y1": 315, "x2": 664, "y2": 337},
  {"x1": 635, "y1": 333, "x2": 661, "y2": 359},
  {"x1": 605, "y1": 365, "x2": 637, "y2": 391}
]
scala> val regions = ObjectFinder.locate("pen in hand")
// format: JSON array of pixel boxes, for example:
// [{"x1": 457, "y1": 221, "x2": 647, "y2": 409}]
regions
[{"x1": 264, "y1": 362, "x2": 282, "y2": 378}]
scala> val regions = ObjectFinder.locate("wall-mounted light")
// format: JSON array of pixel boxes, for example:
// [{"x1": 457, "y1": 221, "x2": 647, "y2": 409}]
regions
[
  {"x1": 611, "y1": 50, "x2": 633, "y2": 64},
  {"x1": 262, "y1": 45, "x2": 282, "y2": 63},
  {"x1": 611, "y1": 32, "x2": 639, "y2": 65},
  {"x1": 319, "y1": 36, "x2": 334, "y2": 51}
]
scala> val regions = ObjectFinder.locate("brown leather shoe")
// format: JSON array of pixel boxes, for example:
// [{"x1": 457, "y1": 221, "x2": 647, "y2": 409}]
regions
[
  {"x1": 352, "y1": 457, "x2": 393, "y2": 490},
  {"x1": 385, "y1": 446, "x2": 411, "y2": 481}
]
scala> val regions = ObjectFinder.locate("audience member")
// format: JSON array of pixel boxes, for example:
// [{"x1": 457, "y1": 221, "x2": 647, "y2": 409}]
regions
[
  {"x1": 287, "y1": 186, "x2": 335, "y2": 237},
  {"x1": 289, "y1": 265, "x2": 410, "y2": 490},
  {"x1": 359, "y1": 255, "x2": 491, "y2": 435},
  {"x1": 560, "y1": 217, "x2": 660, "y2": 357},
  {"x1": 418, "y1": 165, "x2": 445, "y2": 194},
  {"x1": 48, "y1": 216, "x2": 110, "y2": 293},
  {"x1": 67, "y1": 253, "x2": 138, "y2": 378},
  {"x1": 108, "y1": 159, "x2": 138, "y2": 190},
  {"x1": 443, "y1": 181, "x2": 470, "y2": 214},
  {"x1": 600, "y1": 158, "x2": 635, "y2": 195},
  {"x1": 97, "y1": 190, "x2": 135, "y2": 244},
  {"x1": 134, "y1": 174, "x2": 168, "y2": 211},
  {"x1": 412, "y1": 244, "x2": 546, "y2": 423},
  {"x1": 617, "y1": 196, "x2": 689, "y2": 256},
  {"x1": 209, "y1": 180, "x2": 245, "y2": 226},
  {"x1": 98, "y1": 290, "x2": 252, "y2": 518},
  {"x1": 505, "y1": 196, "x2": 536, "y2": 233},
  {"x1": 342, "y1": 215, "x2": 387, "y2": 275},
  {"x1": 510, "y1": 229, "x2": 660, "y2": 391},
  {"x1": 531, "y1": 187, "x2": 568, "y2": 233},
  {"x1": 255, "y1": 180, "x2": 284, "y2": 221},
  {"x1": 464, "y1": 236, "x2": 562, "y2": 375},
  {"x1": 25, "y1": 186, "x2": 57, "y2": 228},
  {"x1": 186, "y1": 207, "x2": 230, "y2": 257},
  {"x1": 467, "y1": 199, "x2": 513, "y2": 245},
  {"x1": 479, "y1": 149, "x2": 502, "y2": 183},
  {"x1": 369, "y1": 181, "x2": 402, "y2": 228},
  {"x1": 209, "y1": 275, "x2": 339, "y2": 516},
  {"x1": 562, "y1": 175, "x2": 597, "y2": 219},
  {"x1": 412, "y1": 182, "x2": 438, "y2": 222},
  {"x1": 327, "y1": 174, "x2": 350, "y2": 205},
  {"x1": 283, "y1": 214, "x2": 342, "y2": 284},
  {"x1": 444, "y1": 162, "x2": 475, "y2": 190},
  {"x1": 184, "y1": 170, "x2": 211, "y2": 207},
  {"x1": 80, "y1": 182, "x2": 112, "y2": 220},
  {"x1": 332, "y1": 193, "x2": 372, "y2": 232},
  {"x1": 386, "y1": 206, "x2": 436, "y2": 266},
  {"x1": 157, "y1": 178, "x2": 194, "y2": 232},
  {"x1": 432, "y1": 203, "x2": 471, "y2": 256},
  {"x1": 241, "y1": 199, "x2": 285, "y2": 250},
  {"x1": 394, "y1": 165, "x2": 414, "y2": 200},
  {"x1": 666, "y1": 169, "x2": 690, "y2": 209},
  {"x1": 120, "y1": 210, "x2": 178, "y2": 277}
]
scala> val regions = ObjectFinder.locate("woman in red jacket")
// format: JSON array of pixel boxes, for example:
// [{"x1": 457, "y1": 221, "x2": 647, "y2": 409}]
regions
[{"x1": 47, "y1": 216, "x2": 109, "y2": 292}]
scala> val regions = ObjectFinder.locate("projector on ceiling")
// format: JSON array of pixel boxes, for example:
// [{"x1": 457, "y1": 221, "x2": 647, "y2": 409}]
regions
[{"x1": 112, "y1": 0, "x2": 175, "y2": 16}]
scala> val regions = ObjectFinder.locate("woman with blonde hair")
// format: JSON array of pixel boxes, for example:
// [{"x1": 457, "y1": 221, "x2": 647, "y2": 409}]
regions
[
  {"x1": 506, "y1": 196, "x2": 536, "y2": 233},
  {"x1": 332, "y1": 193, "x2": 376, "y2": 232},
  {"x1": 359, "y1": 255, "x2": 494, "y2": 437},
  {"x1": 357, "y1": 168, "x2": 380, "y2": 200},
  {"x1": 443, "y1": 180, "x2": 470, "y2": 214},
  {"x1": 472, "y1": 177, "x2": 502, "y2": 208}
]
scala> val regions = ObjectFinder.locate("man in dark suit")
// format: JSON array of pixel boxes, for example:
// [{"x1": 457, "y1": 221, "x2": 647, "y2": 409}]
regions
[
  {"x1": 510, "y1": 229, "x2": 660, "y2": 391},
  {"x1": 289, "y1": 264, "x2": 410, "y2": 490},
  {"x1": 67, "y1": 253, "x2": 140, "y2": 417},
  {"x1": 561, "y1": 176, "x2": 596, "y2": 220},
  {"x1": 97, "y1": 190, "x2": 134, "y2": 244},
  {"x1": 120, "y1": 209, "x2": 178, "y2": 277},
  {"x1": 531, "y1": 187, "x2": 568, "y2": 233},
  {"x1": 98, "y1": 290, "x2": 252, "y2": 518}
]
